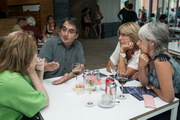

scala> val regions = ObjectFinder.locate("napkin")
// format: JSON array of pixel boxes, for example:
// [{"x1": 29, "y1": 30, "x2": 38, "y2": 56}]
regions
[{"x1": 143, "y1": 94, "x2": 156, "y2": 108}]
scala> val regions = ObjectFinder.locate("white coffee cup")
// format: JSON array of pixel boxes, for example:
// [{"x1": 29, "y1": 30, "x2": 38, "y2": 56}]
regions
[{"x1": 101, "y1": 94, "x2": 112, "y2": 105}]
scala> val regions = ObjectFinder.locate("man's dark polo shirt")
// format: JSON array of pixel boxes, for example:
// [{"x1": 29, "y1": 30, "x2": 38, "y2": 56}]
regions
[{"x1": 38, "y1": 36, "x2": 85, "y2": 79}]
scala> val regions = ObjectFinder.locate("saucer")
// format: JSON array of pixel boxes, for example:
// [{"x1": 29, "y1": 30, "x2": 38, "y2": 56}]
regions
[{"x1": 97, "y1": 100, "x2": 115, "y2": 108}]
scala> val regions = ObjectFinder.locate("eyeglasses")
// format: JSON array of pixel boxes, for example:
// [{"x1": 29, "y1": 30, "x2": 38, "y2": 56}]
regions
[
  {"x1": 61, "y1": 26, "x2": 77, "y2": 34},
  {"x1": 119, "y1": 33, "x2": 129, "y2": 37}
]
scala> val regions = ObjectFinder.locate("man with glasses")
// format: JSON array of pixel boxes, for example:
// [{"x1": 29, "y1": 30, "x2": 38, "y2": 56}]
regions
[{"x1": 39, "y1": 17, "x2": 85, "y2": 84}]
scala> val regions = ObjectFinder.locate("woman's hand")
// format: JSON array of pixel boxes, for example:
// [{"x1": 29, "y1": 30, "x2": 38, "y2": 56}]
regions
[
  {"x1": 106, "y1": 60, "x2": 112, "y2": 72},
  {"x1": 139, "y1": 53, "x2": 149, "y2": 69},
  {"x1": 131, "y1": 71, "x2": 139, "y2": 80},
  {"x1": 36, "y1": 58, "x2": 45, "y2": 72},
  {"x1": 52, "y1": 73, "x2": 69, "y2": 85},
  {"x1": 27, "y1": 55, "x2": 37, "y2": 75},
  {"x1": 120, "y1": 42, "x2": 134, "y2": 52}
]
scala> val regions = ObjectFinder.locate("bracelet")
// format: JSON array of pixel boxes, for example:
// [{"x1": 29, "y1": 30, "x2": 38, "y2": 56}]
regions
[{"x1": 119, "y1": 53, "x2": 126, "y2": 57}]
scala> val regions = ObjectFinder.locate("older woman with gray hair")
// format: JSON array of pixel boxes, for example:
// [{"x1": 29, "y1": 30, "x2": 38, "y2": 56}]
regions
[
  {"x1": 22, "y1": 16, "x2": 43, "y2": 44},
  {"x1": 137, "y1": 22, "x2": 180, "y2": 120}
]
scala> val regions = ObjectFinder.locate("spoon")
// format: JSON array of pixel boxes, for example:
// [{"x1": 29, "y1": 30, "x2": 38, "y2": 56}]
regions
[{"x1": 111, "y1": 100, "x2": 120, "y2": 103}]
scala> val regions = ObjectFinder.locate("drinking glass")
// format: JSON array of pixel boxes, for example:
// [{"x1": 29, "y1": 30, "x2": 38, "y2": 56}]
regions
[
  {"x1": 84, "y1": 70, "x2": 96, "y2": 107},
  {"x1": 83, "y1": 69, "x2": 91, "y2": 81},
  {"x1": 117, "y1": 71, "x2": 128, "y2": 100},
  {"x1": 72, "y1": 63, "x2": 81, "y2": 82},
  {"x1": 92, "y1": 69, "x2": 100, "y2": 81},
  {"x1": 110, "y1": 64, "x2": 117, "y2": 80},
  {"x1": 86, "y1": 91, "x2": 95, "y2": 107}
]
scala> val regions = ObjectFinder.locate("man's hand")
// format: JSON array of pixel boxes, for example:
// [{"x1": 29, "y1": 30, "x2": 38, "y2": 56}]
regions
[
  {"x1": 52, "y1": 73, "x2": 69, "y2": 85},
  {"x1": 44, "y1": 62, "x2": 60, "y2": 72}
]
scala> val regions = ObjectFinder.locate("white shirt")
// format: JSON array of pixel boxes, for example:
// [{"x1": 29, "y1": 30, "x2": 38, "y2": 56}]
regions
[
  {"x1": 169, "y1": 11, "x2": 175, "y2": 21},
  {"x1": 110, "y1": 42, "x2": 141, "y2": 70}
]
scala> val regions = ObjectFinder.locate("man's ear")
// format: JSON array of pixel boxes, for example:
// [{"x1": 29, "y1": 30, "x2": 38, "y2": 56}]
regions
[{"x1": 75, "y1": 34, "x2": 79, "y2": 39}]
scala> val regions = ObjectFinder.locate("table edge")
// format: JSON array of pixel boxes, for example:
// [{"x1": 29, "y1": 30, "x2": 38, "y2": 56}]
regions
[{"x1": 130, "y1": 99, "x2": 179, "y2": 120}]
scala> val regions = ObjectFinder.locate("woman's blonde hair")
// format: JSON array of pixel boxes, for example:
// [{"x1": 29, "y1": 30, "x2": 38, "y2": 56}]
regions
[
  {"x1": 118, "y1": 22, "x2": 140, "y2": 49},
  {"x1": 0, "y1": 31, "x2": 37, "y2": 75}
]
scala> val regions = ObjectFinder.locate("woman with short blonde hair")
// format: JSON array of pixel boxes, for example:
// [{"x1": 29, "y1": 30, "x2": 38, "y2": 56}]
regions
[
  {"x1": 117, "y1": 22, "x2": 140, "y2": 50},
  {"x1": 106, "y1": 22, "x2": 140, "y2": 79}
]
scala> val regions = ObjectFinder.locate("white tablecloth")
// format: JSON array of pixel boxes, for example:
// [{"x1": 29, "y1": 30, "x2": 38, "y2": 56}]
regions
[{"x1": 41, "y1": 68, "x2": 179, "y2": 120}]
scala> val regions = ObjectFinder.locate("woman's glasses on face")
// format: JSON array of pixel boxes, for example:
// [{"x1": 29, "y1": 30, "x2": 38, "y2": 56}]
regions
[
  {"x1": 119, "y1": 33, "x2": 129, "y2": 37},
  {"x1": 61, "y1": 26, "x2": 77, "y2": 35}
]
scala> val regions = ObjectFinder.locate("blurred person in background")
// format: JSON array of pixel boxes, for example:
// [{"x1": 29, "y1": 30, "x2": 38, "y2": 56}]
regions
[
  {"x1": 42, "y1": 15, "x2": 58, "y2": 38},
  {"x1": 12, "y1": 16, "x2": 27, "y2": 31},
  {"x1": 169, "y1": 8, "x2": 175, "y2": 24},
  {"x1": 117, "y1": 1, "x2": 129, "y2": 24},
  {"x1": 126, "y1": 3, "x2": 138, "y2": 23},
  {"x1": 159, "y1": 14, "x2": 168, "y2": 24},
  {"x1": 22, "y1": 16, "x2": 43, "y2": 45},
  {"x1": 93, "y1": 4, "x2": 103, "y2": 39}
]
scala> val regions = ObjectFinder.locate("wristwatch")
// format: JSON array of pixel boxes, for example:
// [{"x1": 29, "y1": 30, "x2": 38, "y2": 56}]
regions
[{"x1": 119, "y1": 53, "x2": 126, "y2": 57}]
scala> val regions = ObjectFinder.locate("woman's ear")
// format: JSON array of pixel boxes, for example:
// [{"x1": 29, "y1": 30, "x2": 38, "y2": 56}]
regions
[{"x1": 150, "y1": 41, "x2": 155, "y2": 48}]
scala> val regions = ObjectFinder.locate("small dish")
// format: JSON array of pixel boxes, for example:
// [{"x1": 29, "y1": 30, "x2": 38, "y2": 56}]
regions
[
  {"x1": 73, "y1": 87, "x2": 85, "y2": 95},
  {"x1": 97, "y1": 100, "x2": 115, "y2": 108}
]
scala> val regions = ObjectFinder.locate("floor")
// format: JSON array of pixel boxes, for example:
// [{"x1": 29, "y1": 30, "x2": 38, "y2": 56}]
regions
[
  {"x1": 80, "y1": 36, "x2": 180, "y2": 70},
  {"x1": 79, "y1": 36, "x2": 118, "y2": 69}
]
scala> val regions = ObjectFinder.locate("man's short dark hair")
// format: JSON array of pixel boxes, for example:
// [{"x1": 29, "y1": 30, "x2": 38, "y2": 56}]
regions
[
  {"x1": 159, "y1": 14, "x2": 167, "y2": 20},
  {"x1": 60, "y1": 17, "x2": 80, "y2": 34},
  {"x1": 17, "y1": 16, "x2": 26, "y2": 24},
  {"x1": 46, "y1": 15, "x2": 54, "y2": 22},
  {"x1": 125, "y1": 1, "x2": 129, "y2": 6}
]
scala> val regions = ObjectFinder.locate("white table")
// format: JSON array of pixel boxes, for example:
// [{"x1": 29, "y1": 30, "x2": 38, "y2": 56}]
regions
[
  {"x1": 169, "y1": 27, "x2": 180, "y2": 32},
  {"x1": 169, "y1": 27, "x2": 180, "y2": 39},
  {"x1": 168, "y1": 41, "x2": 180, "y2": 56},
  {"x1": 41, "y1": 68, "x2": 179, "y2": 120}
]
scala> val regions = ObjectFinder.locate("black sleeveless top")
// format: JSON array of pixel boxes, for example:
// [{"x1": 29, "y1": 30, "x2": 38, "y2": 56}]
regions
[{"x1": 148, "y1": 53, "x2": 180, "y2": 94}]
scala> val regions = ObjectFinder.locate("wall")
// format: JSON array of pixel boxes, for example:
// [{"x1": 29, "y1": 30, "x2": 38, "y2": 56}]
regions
[
  {"x1": 23, "y1": 5, "x2": 40, "y2": 11},
  {"x1": 69, "y1": 0, "x2": 96, "y2": 24},
  {"x1": 0, "y1": 0, "x2": 53, "y2": 31},
  {"x1": 39, "y1": 0, "x2": 54, "y2": 30},
  {"x1": 96, "y1": 0, "x2": 121, "y2": 38},
  {"x1": 54, "y1": 0, "x2": 69, "y2": 25},
  {"x1": 97, "y1": 0, "x2": 120, "y2": 23},
  {"x1": 0, "y1": 18, "x2": 17, "y2": 36},
  {"x1": 69, "y1": 0, "x2": 96, "y2": 37}
]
